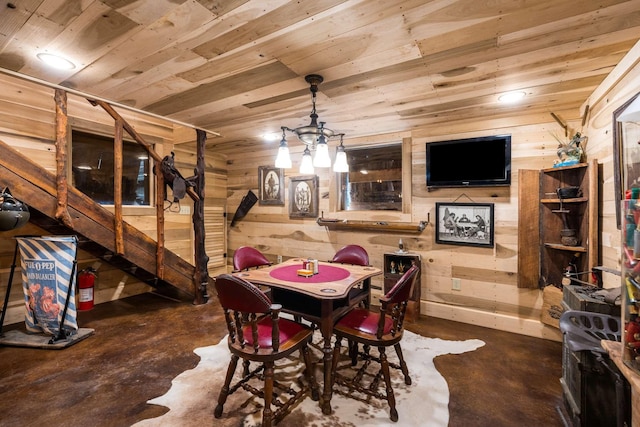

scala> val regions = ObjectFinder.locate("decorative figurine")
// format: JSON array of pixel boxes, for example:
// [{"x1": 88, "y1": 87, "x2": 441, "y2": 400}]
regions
[{"x1": 553, "y1": 132, "x2": 586, "y2": 168}]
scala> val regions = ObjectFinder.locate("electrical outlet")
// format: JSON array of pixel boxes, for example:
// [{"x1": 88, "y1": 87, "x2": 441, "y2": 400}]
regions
[
  {"x1": 452, "y1": 278, "x2": 461, "y2": 291},
  {"x1": 277, "y1": 255, "x2": 282, "y2": 263}
]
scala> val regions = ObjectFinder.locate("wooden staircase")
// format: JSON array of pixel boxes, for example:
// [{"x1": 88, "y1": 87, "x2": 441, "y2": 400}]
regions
[{"x1": 0, "y1": 137, "x2": 200, "y2": 303}]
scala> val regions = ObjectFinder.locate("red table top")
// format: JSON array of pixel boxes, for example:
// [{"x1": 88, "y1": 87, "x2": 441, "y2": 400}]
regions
[{"x1": 269, "y1": 263, "x2": 350, "y2": 283}]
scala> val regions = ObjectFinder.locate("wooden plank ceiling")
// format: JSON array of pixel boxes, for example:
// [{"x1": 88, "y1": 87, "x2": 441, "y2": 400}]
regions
[{"x1": 1, "y1": 0, "x2": 640, "y2": 153}]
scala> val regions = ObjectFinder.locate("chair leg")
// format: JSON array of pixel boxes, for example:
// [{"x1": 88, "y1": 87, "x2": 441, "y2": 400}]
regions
[
  {"x1": 393, "y1": 342, "x2": 412, "y2": 385},
  {"x1": 242, "y1": 359, "x2": 250, "y2": 377},
  {"x1": 214, "y1": 354, "x2": 239, "y2": 418},
  {"x1": 302, "y1": 343, "x2": 320, "y2": 401},
  {"x1": 262, "y1": 361, "x2": 275, "y2": 427},
  {"x1": 348, "y1": 340, "x2": 358, "y2": 365},
  {"x1": 361, "y1": 344, "x2": 371, "y2": 362},
  {"x1": 379, "y1": 347, "x2": 398, "y2": 422},
  {"x1": 331, "y1": 336, "x2": 343, "y2": 386}
]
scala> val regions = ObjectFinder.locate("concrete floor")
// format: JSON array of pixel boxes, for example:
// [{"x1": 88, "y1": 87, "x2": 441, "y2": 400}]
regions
[{"x1": 0, "y1": 292, "x2": 563, "y2": 426}]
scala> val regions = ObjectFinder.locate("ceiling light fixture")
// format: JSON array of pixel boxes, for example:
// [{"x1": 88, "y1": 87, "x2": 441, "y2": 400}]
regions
[
  {"x1": 498, "y1": 91, "x2": 526, "y2": 104},
  {"x1": 263, "y1": 132, "x2": 281, "y2": 141},
  {"x1": 276, "y1": 74, "x2": 349, "y2": 173},
  {"x1": 36, "y1": 52, "x2": 76, "y2": 70}
]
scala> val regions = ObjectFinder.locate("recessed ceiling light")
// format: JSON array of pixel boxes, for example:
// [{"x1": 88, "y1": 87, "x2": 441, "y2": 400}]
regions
[
  {"x1": 262, "y1": 132, "x2": 281, "y2": 141},
  {"x1": 36, "y1": 52, "x2": 76, "y2": 70},
  {"x1": 498, "y1": 91, "x2": 526, "y2": 104}
]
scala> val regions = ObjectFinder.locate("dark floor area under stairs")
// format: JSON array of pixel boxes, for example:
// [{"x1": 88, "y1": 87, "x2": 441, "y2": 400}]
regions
[{"x1": 0, "y1": 292, "x2": 563, "y2": 427}]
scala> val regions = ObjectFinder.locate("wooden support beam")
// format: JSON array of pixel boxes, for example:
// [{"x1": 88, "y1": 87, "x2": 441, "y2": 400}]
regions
[
  {"x1": 156, "y1": 162, "x2": 166, "y2": 281},
  {"x1": 89, "y1": 99, "x2": 163, "y2": 162},
  {"x1": 54, "y1": 89, "x2": 73, "y2": 227},
  {"x1": 114, "y1": 119, "x2": 125, "y2": 256},
  {"x1": 550, "y1": 112, "x2": 568, "y2": 137},
  {"x1": 192, "y1": 129, "x2": 209, "y2": 304}
]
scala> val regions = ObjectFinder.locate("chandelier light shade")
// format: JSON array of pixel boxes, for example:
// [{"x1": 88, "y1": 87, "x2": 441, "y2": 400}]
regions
[
  {"x1": 277, "y1": 74, "x2": 347, "y2": 171},
  {"x1": 275, "y1": 128, "x2": 292, "y2": 168},
  {"x1": 333, "y1": 134, "x2": 349, "y2": 172},
  {"x1": 300, "y1": 146, "x2": 314, "y2": 174},
  {"x1": 312, "y1": 126, "x2": 331, "y2": 167}
]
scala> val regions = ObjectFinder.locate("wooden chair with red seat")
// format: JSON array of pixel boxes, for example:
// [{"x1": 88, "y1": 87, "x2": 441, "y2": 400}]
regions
[
  {"x1": 330, "y1": 264, "x2": 420, "y2": 423},
  {"x1": 330, "y1": 244, "x2": 371, "y2": 309},
  {"x1": 213, "y1": 274, "x2": 319, "y2": 427},
  {"x1": 233, "y1": 246, "x2": 273, "y2": 302},
  {"x1": 331, "y1": 244, "x2": 370, "y2": 266},
  {"x1": 329, "y1": 244, "x2": 373, "y2": 359},
  {"x1": 232, "y1": 246, "x2": 272, "y2": 272}
]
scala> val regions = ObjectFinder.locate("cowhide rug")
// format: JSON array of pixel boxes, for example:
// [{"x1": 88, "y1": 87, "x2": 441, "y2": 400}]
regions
[{"x1": 133, "y1": 331, "x2": 484, "y2": 427}]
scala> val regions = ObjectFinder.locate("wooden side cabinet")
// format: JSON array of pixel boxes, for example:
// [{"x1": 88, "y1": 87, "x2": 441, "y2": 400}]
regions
[
  {"x1": 383, "y1": 252, "x2": 421, "y2": 322},
  {"x1": 539, "y1": 160, "x2": 598, "y2": 288}
]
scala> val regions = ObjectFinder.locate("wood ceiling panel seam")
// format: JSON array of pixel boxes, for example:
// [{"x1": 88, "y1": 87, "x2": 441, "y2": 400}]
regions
[
  {"x1": 191, "y1": 0, "x2": 361, "y2": 60},
  {"x1": 62, "y1": 1, "x2": 218, "y2": 94}
]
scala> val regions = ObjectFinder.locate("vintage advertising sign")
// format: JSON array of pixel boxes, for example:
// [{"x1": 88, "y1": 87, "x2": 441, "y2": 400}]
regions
[{"x1": 16, "y1": 236, "x2": 78, "y2": 335}]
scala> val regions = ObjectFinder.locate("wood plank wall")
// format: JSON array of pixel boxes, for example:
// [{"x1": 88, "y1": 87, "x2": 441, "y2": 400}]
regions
[{"x1": 582, "y1": 44, "x2": 640, "y2": 290}]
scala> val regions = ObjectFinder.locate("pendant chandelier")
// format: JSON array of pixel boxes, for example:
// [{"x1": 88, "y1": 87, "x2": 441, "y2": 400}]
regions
[{"x1": 275, "y1": 74, "x2": 349, "y2": 174}]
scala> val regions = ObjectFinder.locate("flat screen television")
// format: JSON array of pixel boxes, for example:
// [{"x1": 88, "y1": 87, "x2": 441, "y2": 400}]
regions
[{"x1": 426, "y1": 134, "x2": 511, "y2": 188}]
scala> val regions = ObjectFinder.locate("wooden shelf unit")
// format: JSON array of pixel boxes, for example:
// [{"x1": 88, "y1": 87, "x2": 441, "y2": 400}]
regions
[{"x1": 538, "y1": 160, "x2": 598, "y2": 288}]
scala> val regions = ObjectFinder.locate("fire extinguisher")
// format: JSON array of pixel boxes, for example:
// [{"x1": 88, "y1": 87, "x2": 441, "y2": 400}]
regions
[{"x1": 78, "y1": 267, "x2": 96, "y2": 311}]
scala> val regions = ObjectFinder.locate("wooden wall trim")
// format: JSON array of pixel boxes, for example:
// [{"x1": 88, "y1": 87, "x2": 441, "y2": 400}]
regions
[
  {"x1": 518, "y1": 169, "x2": 540, "y2": 288},
  {"x1": 402, "y1": 136, "x2": 412, "y2": 214}
]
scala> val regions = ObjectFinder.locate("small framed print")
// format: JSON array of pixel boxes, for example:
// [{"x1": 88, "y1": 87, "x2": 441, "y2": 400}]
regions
[
  {"x1": 289, "y1": 175, "x2": 318, "y2": 218},
  {"x1": 258, "y1": 166, "x2": 284, "y2": 205},
  {"x1": 435, "y1": 202, "x2": 494, "y2": 248}
]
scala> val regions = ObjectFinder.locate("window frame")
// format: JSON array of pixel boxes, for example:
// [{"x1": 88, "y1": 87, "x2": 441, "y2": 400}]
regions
[
  {"x1": 69, "y1": 125, "x2": 157, "y2": 213},
  {"x1": 330, "y1": 137, "x2": 412, "y2": 219}
]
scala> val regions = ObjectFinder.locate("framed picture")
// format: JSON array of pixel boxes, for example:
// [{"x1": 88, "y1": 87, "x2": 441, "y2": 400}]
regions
[
  {"x1": 258, "y1": 166, "x2": 284, "y2": 205},
  {"x1": 289, "y1": 175, "x2": 318, "y2": 218},
  {"x1": 612, "y1": 91, "x2": 640, "y2": 229},
  {"x1": 435, "y1": 202, "x2": 494, "y2": 247}
]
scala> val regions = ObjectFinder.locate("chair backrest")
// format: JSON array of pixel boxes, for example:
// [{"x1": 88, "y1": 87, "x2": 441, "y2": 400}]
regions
[
  {"x1": 331, "y1": 244, "x2": 369, "y2": 266},
  {"x1": 559, "y1": 310, "x2": 621, "y2": 353},
  {"x1": 215, "y1": 273, "x2": 272, "y2": 313},
  {"x1": 377, "y1": 264, "x2": 419, "y2": 338},
  {"x1": 233, "y1": 246, "x2": 271, "y2": 271},
  {"x1": 214, "y1": 274, "x2": 281, "y2": 351},
  {"x1": 384, "y1": 263, "x2": 419, "y2": 304}
]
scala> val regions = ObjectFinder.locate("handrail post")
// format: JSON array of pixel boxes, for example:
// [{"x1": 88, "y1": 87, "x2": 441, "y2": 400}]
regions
[{"x1": 114, "y1": 119, "x2": 124, "y2": 256}]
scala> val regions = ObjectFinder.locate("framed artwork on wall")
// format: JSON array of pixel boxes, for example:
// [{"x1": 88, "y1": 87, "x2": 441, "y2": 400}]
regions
[
  {"x1": 435, "y1": 202, "x2": 494, "y2": 248},
  {"x1": 258, "y1": 166, "x2": 284, "y2": 205},
  {"x1": 613, "y1": 91, "x2": 640, "y2": 229},
  {"x1": 289, "y1": 175, "x2": 318, "y2": 218}
]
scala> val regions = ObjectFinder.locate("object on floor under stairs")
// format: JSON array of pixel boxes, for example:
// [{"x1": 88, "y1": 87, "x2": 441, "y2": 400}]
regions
[{"x1": 0, "y1": 236, "x2": 94, "y2": 349}]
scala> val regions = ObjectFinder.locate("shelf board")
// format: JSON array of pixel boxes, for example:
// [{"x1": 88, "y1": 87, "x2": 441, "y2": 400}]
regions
[
  {"x1": 543, "y1": 242, "x2": 587, "y2": 252},
  {"x1": 541, "y1": 162, "x2": 588, "y2": 173},
  {"x1": 541, "y1": 197, "x2": 588, "y2": 203},
  {"x1": 317, "y1": 218, "x2": 427, "y2": 233}
]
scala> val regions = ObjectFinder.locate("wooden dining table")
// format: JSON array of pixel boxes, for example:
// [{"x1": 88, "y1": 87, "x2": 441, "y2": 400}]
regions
[{"x1": 232, "y1": 257, "x2": 382, "y2": 415}]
